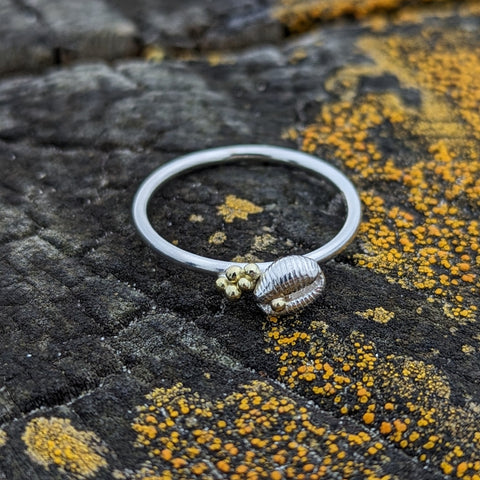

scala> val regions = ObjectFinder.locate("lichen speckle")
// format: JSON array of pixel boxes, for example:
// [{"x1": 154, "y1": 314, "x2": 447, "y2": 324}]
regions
[
  {"x1": 0, "y1": 429, "x2": 7, "y2": 448},
  {"x1": 265, "y1": 316, "x2": 480, "y2": 476},
  {"x1": 132, "y1": 380, "x2": 397, "y2": 479},
  {"x1": 273, "y1": 0, "x2": 450, "y2": 33},
  {"x1": 143, "y1": 45, "x2": 166, "y2": 62},
  {"x1": 231, "y1": 253, "x2": 264, "y2": 263},
  {"x1": 189, "y1": 214, "x2": 204, "y2": 223},
  {"x1": 284, "y1": 24, "x2": 480, "y2": 322},
  {"x1": 217, "y1": 195, "x2": 263, "y2": 223},
  {"x1": 208, "y1": 231, "x2": 227, "y2": 245},
  {"x1": 461, "y1": 345, "x2": 475, "y2": 355},
  {"x1": 356, "y1": 307, "x2": 395, "y2": 324},
  {"x1": 22, "y1": 417, "x2": 108, "y2": 477}
]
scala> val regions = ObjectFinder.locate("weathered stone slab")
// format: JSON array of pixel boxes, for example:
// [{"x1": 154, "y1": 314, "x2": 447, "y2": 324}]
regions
[
  {"x1": 1, "y1": 2, "x2": 480, "y2": 479},
  {"x1": 0, "y1": 0, "x2": 53, "y2": 75},
  {"x1": 0, "y1": 0, "x2": 138, "y2": 75},
  {"x1": 109, "y1": 0, "x2": 282, "y2": 50},
  {"x1": 25, "y1": 0, "x2": 138, "y2": 61},
  {"x1": 1, "y1": 0, "x2": 466, "y2": 76}
]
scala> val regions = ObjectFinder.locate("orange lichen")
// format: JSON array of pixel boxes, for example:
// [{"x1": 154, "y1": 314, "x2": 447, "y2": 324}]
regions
[
  {"x1": 131, "y1": 381, "x2": 396, "y2": 479},
  {"x1": 217, "y1": 195, "x2": 263, "y2": 223},
  {"x1": 363, "y1": 412, "x2": 375, "y2": 425},
  {"x1": 0, "y1": 429, "x2": 6, "y2": 448},
  {"x1": 267, "y1": 4, "x2": 480, "y2": 478},
  {"x1": 143, "y1": 45, "x2": 166, "y2": 62},
  {"x1": 379, "y1": 422, "x2": 392, "y2": 435},
  {"x1": 273, "y1": 0, "x2": 450, "y2": 33},
  {"x1": 265, "y1": 315, "x2": 480, "y2": 475},
  {"x1": 285, "y1": 25, "x2": 480, "y2": 322},
  {"x1": 22, "y1": 417, "x2": 108, "y2": 477}
]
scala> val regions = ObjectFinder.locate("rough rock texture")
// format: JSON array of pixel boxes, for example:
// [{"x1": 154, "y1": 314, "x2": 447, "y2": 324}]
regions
[
  {"x1": 1, "y1": 1, "x2": 480, "y2": 479},
  {"x1": 0, "y1": 0, "x2": 457, "y2": 75},
  {"x1": 0, "y1": 0, "x2": 139, "y2": 75}
]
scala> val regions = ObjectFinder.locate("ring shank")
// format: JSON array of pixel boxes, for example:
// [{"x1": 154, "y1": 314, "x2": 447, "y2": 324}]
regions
[{"x1": 132, "y1": 145, "x2": 362, "y2": 274}]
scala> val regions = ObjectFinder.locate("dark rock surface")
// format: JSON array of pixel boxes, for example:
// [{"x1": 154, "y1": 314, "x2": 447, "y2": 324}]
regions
[
  {"x1": 0, "y1": 0, "x2": 139, "y2": 75},
  {"x1": 109, "y1": 0, "x2": 282, "y2": 50},
  {"x1": 1, "y1": 1, "x2": 480, "y2": 479}
]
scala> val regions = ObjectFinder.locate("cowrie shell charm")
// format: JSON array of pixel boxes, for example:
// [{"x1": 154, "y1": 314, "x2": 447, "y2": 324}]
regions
[{"x1": 254, "y1": 256, "x2": 325, "y2": 316}]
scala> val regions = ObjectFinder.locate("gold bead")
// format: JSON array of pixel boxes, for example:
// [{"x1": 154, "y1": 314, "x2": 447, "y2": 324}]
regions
[
  {"x1": 225, "y1": 265, "x2": 243, "y2": 282},
  {"x1": 225, "y1": 285, "x2": 241, "y2": 301},
  {"x1": 215, "y1": 276, "x2": 229, "y2": 291},
  {"x1": 244, "y1": 263, "x2": 261, "y2": 280},
  {"x1": 271, "y1": 297, "x2": 286, "y2": 312},
  {"x1": 238, "y1": 277, "x2": 253, "y2": 291}
]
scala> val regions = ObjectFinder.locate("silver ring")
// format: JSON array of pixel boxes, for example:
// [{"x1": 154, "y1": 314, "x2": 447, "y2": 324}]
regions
[{"x1": 132, "y1": 145, "x2": 362, "y2": 316}]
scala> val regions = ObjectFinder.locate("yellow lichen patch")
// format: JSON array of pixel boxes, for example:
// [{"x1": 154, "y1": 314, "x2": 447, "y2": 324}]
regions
[
  {"x1": 131, "y1": 380, "x2": 396, "y2": 479},
  {"x1": 189, "y1": 214, "x2": 204, "y2": 223},
  {"x1": 0, "y1": 429, "x2": 6, "y2": 447},
  {"x1": 265, "y1": 317, "x2": 480, "y2": 476},
  {"x1": 356, "y1": 307, "x2": 395, "y2": 324},
  {"x1": 206, "y1": 52, "x2": 236, "y2": 67},
  {"x1": 208, "y1": 231, "x2": 227, "y2": 245},
  {"x1": 217, "y1": 195, "x2": 263, "y2": 223},
  {"x1": 285, "y1": 25, "x2": 480, "y2": 321},
  {"x1": 252, "y1": 233, "x2": 277, "y2": 252},
  {"x1": 230, "y1": 230, "x2": 291, "y2": 262},
  {"x1": 273, "y1": 0, "x2": 449, "y2": 33},
  {"x1": 382, "y1": 29, "x2": 480, "y2": 144},
  {"x1": 143, "y1": 45, "x2": 166, "y2": 62},
  {"x1": 231, "y1": 253, "x2": 264, "y2": 263},
  {"x1": 289, "y1": 47, "x2": 308, "y2": 64},
  {"x1": 22, "y1": 417, "x2": 108, "y2": 477},
  {"x1": 462, "y1": 345, "x2": 475, "y2": 355}
]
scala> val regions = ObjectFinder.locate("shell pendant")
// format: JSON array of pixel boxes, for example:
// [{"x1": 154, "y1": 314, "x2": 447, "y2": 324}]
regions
[
  {"x1": 216, "y1": 255, "x2": 325, "y2": 316},
  {"x1": 254, "y1": 256, "x2": 325, "y2": 315}
]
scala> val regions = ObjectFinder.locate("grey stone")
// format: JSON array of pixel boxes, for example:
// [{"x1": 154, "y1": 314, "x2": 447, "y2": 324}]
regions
[
  {"x1": 109, "y1": 0, "x2": 281, "y2": 49},
  {"x1": 1, "y1": 3, "x2": 479, "y2": 479},
  {"x1": 0, "y1": 0, "x2": 53, "y2": 74}
]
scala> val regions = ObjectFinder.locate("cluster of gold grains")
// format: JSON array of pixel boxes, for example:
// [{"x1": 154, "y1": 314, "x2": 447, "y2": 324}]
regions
[{"x1": 216, "y1": 264, "x2": 262, "y2": 301}]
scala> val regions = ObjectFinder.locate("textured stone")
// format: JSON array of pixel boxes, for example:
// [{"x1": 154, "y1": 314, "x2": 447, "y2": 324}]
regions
[
  {"x1": 109, "y1": 0, "x2": 282, "y2": 50},
  {"x1": 0, "y1": 0, "x2": 138, "y2": 75},
  {"x1": 1, "y1": 2, "x2": 480, "y2": 479},
  {"x1": 0, "y1": 0, "x2": 53, "y2": 74},
  {"x1": 0, "y1": 0, "x2": 463, "y2": 76}
]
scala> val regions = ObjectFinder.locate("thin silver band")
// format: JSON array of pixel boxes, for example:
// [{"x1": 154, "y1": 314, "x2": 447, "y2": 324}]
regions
[{"x1": 132, "y1": 145, "x2": 362, "y2": 275}]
